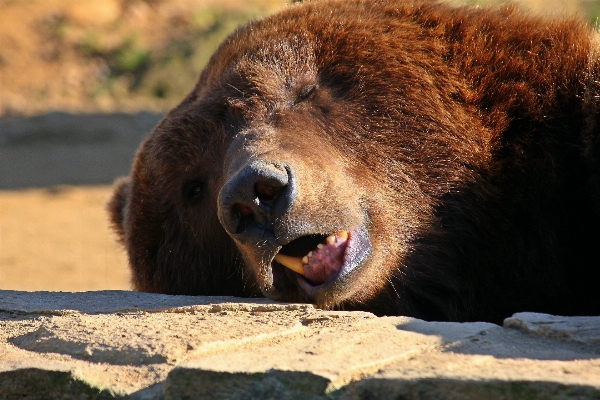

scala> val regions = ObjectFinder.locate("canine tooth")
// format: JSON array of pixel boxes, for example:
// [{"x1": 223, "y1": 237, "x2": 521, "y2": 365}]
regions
[
  {"x1": 326, "y1": 235, "x2": 336, "y2": 244},
  {"x1": 317, "y1": 244, "x2": 324, "y2": 249},
  {"x1": 274, "y1": 254, "x2": 305, "y2": 275},
  {"x1": 302, "y1": 256, "x2": 309, "y2": 264},
  {"x1": 337, "y1": 231, "x2": 349, "y2": 239}
]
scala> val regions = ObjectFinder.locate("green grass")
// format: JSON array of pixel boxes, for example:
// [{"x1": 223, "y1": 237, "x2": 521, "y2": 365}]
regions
[
  {"x1": 112, "y1": 37, "x2": 151, "y2": 76},
  {"x1": 587, "y1": 2, "x2": 600, "y2": 26}
]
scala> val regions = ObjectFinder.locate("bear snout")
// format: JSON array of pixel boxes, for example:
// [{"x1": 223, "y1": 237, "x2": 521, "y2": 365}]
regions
[
  {"x1": 217, "y1": 157, "x2": 374, "y2": 304},
  {"x1": 217, "y1": 159, "x2": 296, "y2": 247}
]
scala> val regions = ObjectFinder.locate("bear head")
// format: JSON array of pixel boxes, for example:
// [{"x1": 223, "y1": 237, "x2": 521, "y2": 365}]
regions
[{"x1": 109, "y1": 0, "x2": 599, "y2": 321}]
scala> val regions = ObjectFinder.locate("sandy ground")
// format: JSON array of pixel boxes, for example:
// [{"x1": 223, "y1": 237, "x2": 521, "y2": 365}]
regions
[{"x1": 0, "y1": 185, "x2": 131, "y2": 291}]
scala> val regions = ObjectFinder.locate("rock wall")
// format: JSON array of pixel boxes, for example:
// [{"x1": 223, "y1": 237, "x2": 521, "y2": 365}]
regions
[{"x1": 1, "y1": 290, "x2": 599, "y2": 399}]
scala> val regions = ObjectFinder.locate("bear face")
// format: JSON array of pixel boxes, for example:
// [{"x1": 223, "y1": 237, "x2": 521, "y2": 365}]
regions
[{"x1": 109, "y1": 0, "x2": 600, "y2": 323}]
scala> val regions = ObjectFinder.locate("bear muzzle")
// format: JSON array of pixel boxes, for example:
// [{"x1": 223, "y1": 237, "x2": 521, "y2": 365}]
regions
[{"x1": 217, "y1": 159, "x2": 372, "y2": 303}]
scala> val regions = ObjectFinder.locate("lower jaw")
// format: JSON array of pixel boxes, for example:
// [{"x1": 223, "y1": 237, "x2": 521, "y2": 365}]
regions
[{"x1": 296, "y1": 270, "x2": 338, "y2": 297}]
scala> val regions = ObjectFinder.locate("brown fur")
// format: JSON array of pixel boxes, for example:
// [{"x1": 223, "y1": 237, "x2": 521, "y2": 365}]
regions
[{"x1": 109, "y1": 0, "x2": 600, "y2": 323}]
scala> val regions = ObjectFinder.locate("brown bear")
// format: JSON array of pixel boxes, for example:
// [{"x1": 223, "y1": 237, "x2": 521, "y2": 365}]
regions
[{"x1": 109, "y1": 0, "x2": 600, "y2": 323}]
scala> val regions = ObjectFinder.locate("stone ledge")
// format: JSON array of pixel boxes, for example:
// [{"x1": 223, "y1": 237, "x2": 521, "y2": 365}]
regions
[{"x1": 0, "y1": 291, "x2": 598, "y2": 399}]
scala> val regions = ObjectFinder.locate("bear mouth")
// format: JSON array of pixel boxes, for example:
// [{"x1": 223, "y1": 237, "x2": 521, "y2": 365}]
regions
[{"x1": 271, "y1": 227, "x2": 371, "y2": 297}]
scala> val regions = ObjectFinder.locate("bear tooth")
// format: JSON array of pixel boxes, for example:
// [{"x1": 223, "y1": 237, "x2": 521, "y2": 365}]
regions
[
  {"x1": 317, "y1": 244, "x2": 324, "y2": 249},
  {"x1": 308, "y1": 251, "x2": 313, "y2": 257},
  {"x1": 273, "y1": 254, "x2": 305, "y2": 275},
  {"x1": 326, "y1": 235, "x2": 336, "y2": 243},
  {"x1": 337, "y1": 231, "x2": 349, "y2": 239},
  {"x1": 302, "y1": 256, "x2": 309, "y2": 264}
]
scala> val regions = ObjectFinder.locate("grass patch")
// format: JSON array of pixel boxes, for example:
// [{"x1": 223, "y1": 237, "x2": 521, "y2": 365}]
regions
[
  {"x1": 112, "y1": 37, "x2": 151, "y2": 75},
  {"x1": 587, "y1": 1, "x2": 600, "y2": 26}
]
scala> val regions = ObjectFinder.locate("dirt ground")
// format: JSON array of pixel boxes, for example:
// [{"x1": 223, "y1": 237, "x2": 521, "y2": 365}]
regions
[{"x1": 0, "y1": 185, "x2": 131, "y2": 291}]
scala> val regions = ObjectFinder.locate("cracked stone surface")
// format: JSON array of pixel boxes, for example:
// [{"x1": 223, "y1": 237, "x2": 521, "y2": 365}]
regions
[{"x1": 0, "y1": 290, "x2": 599, "y2": 399}]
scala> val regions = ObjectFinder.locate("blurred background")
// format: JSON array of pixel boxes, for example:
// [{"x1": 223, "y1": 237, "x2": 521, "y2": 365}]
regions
[{"x1": 0, "y1": 0, "x2": 598, "y2": 292}]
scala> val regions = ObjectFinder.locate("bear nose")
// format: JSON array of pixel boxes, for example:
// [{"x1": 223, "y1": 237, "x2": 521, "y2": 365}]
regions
[{"x1": 218, "y1": 160, "x2": 295, "y2": 242}]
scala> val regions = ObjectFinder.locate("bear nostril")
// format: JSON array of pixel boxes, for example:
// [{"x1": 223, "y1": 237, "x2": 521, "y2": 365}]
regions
[
  {"x1": 218, "y1": 161, "x2": 295, "y2": 238},
  {"x1": 254, "y1": 182, "x2": 279, "y2": 201},
  {"x1": 235, "y1": 203, "x2": 253, "y2": 217}
]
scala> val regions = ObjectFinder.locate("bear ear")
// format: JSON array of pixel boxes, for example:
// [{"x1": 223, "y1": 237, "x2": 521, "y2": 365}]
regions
[{"x1": 107, "y1": 177, "x2": 131, "y2": 243}]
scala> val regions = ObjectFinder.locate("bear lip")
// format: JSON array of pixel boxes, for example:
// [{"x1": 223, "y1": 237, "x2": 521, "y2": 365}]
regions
[
  {"x1": 272, "y1": 226, "x2": 372, "y2": 297},
  {"x1": 274, "y1": 232, "x2": 349, "y2": 284}
]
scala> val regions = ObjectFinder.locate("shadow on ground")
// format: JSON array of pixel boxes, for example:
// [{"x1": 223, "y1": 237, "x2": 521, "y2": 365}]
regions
[{"x1": 0, "y1": 112, "x2": 162, "y2": 189}]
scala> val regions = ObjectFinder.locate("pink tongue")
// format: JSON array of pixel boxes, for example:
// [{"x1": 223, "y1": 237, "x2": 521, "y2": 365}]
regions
[{"x1": 303, "y1": 236, "x2": 348, "y2": 285}]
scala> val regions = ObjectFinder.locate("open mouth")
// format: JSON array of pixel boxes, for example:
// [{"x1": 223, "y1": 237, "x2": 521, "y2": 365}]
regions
[{"x1": 271, "y1": 227, "x2": 371, "y2": 295}]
